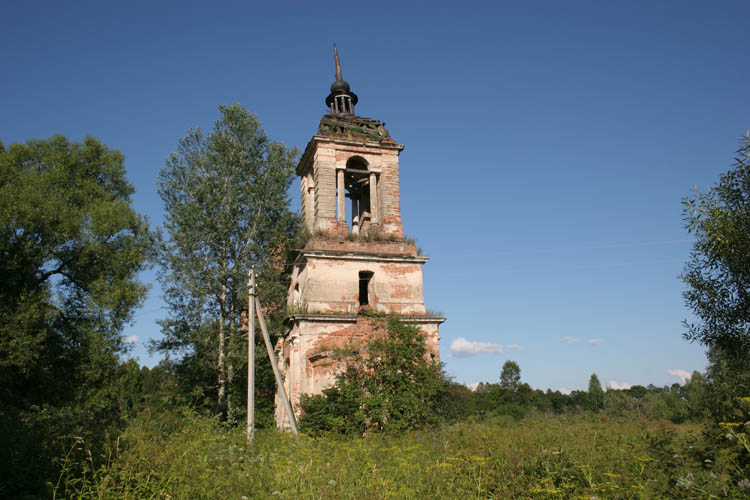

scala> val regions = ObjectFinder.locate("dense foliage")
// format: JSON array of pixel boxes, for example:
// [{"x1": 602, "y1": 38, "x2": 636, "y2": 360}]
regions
[
  {"x1": 299, "y1": 317, "x2": 445, "y2": 434},
  {"x1": 52, "y1": 408, "x2": 750, "y2": 499},
  {"x1": 682, "y1": 133, "x2": 750, "y2": 426},
  {"x1": 446, "y1": 371, "x2": 711, "y2": 425},
  {"x1": 682, "y1": 132, "x2": 750, "y2": 356},
  {"x1": 155, "y1": 104, "x2": 299, "y2": 423},
  {"x1": 0, "y1": 136, "x2": 152, "y2": 405},
  {"x1": 5, "y1": 127, "x2": 750, "y2": 498},
  {"x1": 297, "y1": 318, "x2": 714, "y2": 437},
  {"x1": 0, "y1": 136, "x2": 153, "y2": 497}
]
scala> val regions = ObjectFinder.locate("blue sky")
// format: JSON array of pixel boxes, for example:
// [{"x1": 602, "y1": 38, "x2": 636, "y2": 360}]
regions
[{"x1": 2, "y1": 1, "x2": 748, "y2": 392}]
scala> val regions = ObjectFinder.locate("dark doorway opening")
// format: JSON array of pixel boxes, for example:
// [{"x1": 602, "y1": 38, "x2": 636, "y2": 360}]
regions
[{"x1": 359, "y1": 271, "x2": 374, "y2": 306}]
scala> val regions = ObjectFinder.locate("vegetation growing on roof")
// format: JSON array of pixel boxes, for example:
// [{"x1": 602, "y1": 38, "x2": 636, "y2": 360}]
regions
[{"x1": 317, "y1": 114, "x2": 391, "y2": 142}]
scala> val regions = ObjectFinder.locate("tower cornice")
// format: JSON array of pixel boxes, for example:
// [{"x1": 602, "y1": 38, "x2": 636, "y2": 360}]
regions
[
  {"x1": 297, "y1": 249, "x2": 429, "y2": 264},
  {"x1": 296, "y1": 134, "x2": 404, "y2": 177},
  {"x1": 283, "y1": 313, "x2": 445, "y2": 326}
]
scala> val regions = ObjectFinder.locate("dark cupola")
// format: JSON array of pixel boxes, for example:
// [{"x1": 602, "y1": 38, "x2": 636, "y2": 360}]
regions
[{"x1": 325, "y1": 44, "x2": 358, "y2": 116}]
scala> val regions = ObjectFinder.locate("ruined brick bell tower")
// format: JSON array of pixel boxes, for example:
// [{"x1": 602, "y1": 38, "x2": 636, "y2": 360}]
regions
[{"x1": 275, "y1": 46, "x2": 444, "y2": 427}]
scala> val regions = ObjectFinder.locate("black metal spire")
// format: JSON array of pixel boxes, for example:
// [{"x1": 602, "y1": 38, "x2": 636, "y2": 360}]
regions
[{"x1": 326, "y1": 44, "x2": 358, "y2": 115}]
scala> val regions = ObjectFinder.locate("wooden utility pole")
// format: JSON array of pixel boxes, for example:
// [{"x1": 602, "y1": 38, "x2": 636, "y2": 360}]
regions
[
  {"x1": 245, "y1": 266, "x2": 298, "y2": 438},
  {"x1": 255, "y1": 294, "x2": 298, "y2": 434},
  {"x1": 246, "y1": 267, "x2": 255, "y2": 443}
]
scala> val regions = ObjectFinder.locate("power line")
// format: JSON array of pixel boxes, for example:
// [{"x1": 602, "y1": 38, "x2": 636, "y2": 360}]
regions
[
  {"x1": 444, "y1": 258, "x2": 688, "y2": 277},
  {"x1": 429, "y1": 239, "x2": 691, "y2": 260},
  {"x1": 253, "y1": 238, "x2": 692, "y2": 267},
  {"x1": 138, "y1": 239, "x2": 691, "y2": 296}
]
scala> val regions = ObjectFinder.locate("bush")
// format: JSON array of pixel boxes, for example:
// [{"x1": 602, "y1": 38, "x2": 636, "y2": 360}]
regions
[{"x1": 299, "y1": 316, "x2": 444, "y2": 435}]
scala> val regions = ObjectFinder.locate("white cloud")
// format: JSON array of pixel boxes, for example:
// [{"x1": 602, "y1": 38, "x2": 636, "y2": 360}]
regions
[
  {"x1": 588, "y1": 338, "x2": 602, "y2": 345},
  {"x1": 449, "y1": 337, "x2": 504, "y2": 356},
  {"x1": 559, "y1": 387, "x2": 572, "y2": 395},
  {"x1": 466, "y1": 382, "x2": 480, "y2": 392},
  {"x1": 506, "y1": 344, "x2": 522, "y2": 350},
  {"x1": 667, "y1": 369, "x2": 692, "y2": 384},
  {"x1": 607, "y1": 380, "x2": 632, "y2": 390},
  {"x1": 124, "y1": 335, "x2": 139, "y2": 344},
  {"x1": 563, "y1": 336, "x2": 580, "y2": 344}
]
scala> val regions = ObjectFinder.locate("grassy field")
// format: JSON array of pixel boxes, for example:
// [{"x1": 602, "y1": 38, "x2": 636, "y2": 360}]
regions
[{"x1": 54, "y1": 409, "x2": 747, "y2": 499}]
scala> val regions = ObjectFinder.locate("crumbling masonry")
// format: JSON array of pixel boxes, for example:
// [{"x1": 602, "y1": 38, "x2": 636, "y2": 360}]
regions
[{"x1": 275, "y1": 46, "x2": 444, "y2": 428}]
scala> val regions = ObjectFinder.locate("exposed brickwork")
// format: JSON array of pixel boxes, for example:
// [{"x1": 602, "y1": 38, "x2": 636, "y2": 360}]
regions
[
  {"x1": 380, "y1": 262, "x2": 420, "y2": 278},
  {"x1": 289, "y1": 256, "x2": 426, "y2": 315},
  {"x1": 304, "y1": 237, "x2": 417, "y2": 256},
  {"x1": 298, "y1": 129, "x2": 404, "y2": 237},
  {"x1": 389, "y1": 283, "x2": 413, "y2": 299},
  {"x1": 275, "y1": 314, "x2": 442, "y2": 427},
  {"x1": 276, "y1": 111, "x2": 442, "y2": 429}
]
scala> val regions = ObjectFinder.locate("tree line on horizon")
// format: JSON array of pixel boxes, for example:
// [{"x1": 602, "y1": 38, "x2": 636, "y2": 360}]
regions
[{"x1": 1, "y1": 105, "x2": 748, "y2": 497}]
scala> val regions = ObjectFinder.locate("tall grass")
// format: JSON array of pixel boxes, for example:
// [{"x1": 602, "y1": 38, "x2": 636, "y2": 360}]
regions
[{"x1": 54, "y1": 409, "x2": 748, "y2": 499}]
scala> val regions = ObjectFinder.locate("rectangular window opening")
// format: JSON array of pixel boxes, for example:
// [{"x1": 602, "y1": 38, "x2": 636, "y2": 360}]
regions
[{"x1": 359, "y1": 271, "x2": 374, "y2": 306}]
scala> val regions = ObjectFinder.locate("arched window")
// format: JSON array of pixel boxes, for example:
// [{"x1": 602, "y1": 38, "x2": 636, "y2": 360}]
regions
[{"x1": 344, "y1": 157, "x2": 373, "y2": 234}]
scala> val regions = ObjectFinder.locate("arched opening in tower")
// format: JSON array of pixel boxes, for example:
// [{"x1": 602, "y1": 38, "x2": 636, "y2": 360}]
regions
[{"x1": 344, "y1": 156, "x2": 372, "y2": 235}]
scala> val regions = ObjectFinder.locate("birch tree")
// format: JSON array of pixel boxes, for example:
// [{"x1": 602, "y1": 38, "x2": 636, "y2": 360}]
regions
[{"x1": 156, "y1": 104, "x2": 298, "y2": 420}]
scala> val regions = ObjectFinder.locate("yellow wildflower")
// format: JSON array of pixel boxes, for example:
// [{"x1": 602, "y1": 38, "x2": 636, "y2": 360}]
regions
[{"x1": 531, "y1": 487, "x2": 560, "y2": 494}]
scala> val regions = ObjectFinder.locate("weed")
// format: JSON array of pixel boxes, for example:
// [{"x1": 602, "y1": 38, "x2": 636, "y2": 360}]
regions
[{"x1": 54, "y1": 411, "x2": 750, "y2": 499}]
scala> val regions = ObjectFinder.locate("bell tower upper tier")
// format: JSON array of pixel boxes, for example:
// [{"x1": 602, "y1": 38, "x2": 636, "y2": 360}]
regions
[{"x1": 298, "y1": 46, "x2": 404, "y2": 238}]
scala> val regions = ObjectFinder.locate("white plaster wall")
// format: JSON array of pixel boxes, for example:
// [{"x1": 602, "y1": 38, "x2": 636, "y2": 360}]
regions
[{"x1": 291, "y1": 257, "x2": 426, "y2": 315}]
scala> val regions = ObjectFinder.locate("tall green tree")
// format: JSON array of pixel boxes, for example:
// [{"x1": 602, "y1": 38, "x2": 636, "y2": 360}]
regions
[
  {"x1": 156, "y1": 104, "x2": 299, "y2": 420},
  {"x1": 500, "y1": 360, "x2": 521, "y2": 392},
  {"x1": 682, "y1": 132, "x2": 750, "y2": 421},
  {"x1": 587, "y1": 373, "x2": 604, "y2": 411},
  {"x1": 0, "y1": 135, "x2": 152, "y2": 408},
  {"x1": 682, "y1": 132, "x2": 750, "y2": 356},
  {"x1": 0, "y1": 135, "x2": 152, "y2": 496}
]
